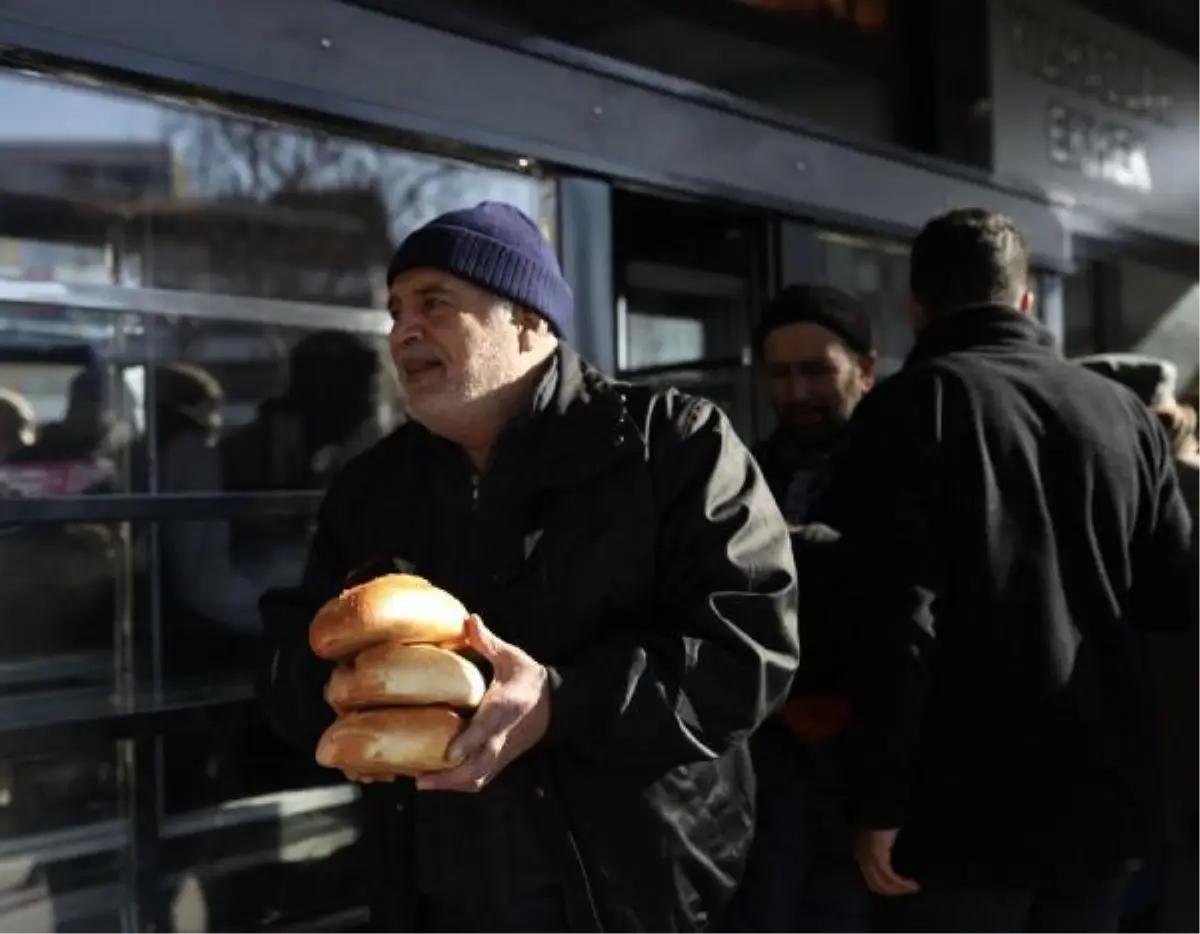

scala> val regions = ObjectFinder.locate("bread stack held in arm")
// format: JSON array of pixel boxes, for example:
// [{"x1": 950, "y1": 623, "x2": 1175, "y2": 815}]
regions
[{"x1": 310, "y1": 574, "x2": 485, "y2": 781}]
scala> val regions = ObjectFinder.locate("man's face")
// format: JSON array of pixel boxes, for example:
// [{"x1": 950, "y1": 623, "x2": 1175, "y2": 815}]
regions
[
  {"x1": 762, "y1": 321, "x2": 876, "y2": 451},
  {"x1": 387, "y1": 269, "x2": 526, "y2": 433}
]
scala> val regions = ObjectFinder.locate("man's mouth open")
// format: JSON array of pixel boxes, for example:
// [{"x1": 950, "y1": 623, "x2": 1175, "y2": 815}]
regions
[{"x1": 401, "y1": 359, "x2": 444, "y2": 381}]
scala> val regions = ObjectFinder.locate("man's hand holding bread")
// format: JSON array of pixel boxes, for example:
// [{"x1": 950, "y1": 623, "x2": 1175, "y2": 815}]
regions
[{"x1": 309, "y1": 573, "x2": 550, "y2": 790}]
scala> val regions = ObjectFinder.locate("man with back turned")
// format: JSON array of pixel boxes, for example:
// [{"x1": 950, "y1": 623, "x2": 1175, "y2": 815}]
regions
[
  {"x1": 257, "y1": 201, "x2": 799, "y2": 932},
  {"x1": 823, "y1": 208, "x2": 1196, "y2": 932}
]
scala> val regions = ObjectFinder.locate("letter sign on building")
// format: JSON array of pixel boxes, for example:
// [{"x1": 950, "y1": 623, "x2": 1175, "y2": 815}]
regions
[{"x1": 988, "y1": 0, "x2": 1198, "y2": 245}]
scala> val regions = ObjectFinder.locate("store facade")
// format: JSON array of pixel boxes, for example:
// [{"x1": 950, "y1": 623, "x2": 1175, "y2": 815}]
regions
[
  {"x1": 0, "y1": 0, "x2": 1153, "y2": 930},
  {"x1": 987, "y1": 0, "x2": 1199, "y2": 377}
]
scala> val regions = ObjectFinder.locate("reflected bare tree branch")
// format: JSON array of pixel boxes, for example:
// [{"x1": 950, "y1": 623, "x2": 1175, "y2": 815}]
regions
[{"x1": 159, "y1": 112, "x2": 472, "y2": 304}]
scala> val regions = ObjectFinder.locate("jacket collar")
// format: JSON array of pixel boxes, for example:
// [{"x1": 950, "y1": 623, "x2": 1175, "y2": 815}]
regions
[
  {"x1": 905, "y1": 305, "x2": 1058, "y2": 368},
  {"x1": 413, "y1": 343, "x2": 640, "y2": 492},
  {"x1": 529, "y1": 344, "x2": 643, "y2": 490}
]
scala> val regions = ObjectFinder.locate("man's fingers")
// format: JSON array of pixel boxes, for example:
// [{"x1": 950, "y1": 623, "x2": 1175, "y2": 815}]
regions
[
  {"x1": 862, "y1": 858, "x2": 920, "y2": 896},
  {"x1": 445, "y1": 716, "x2": 490, "y2": 765},
  {"x1": 445, "y1": 694, "x2": 514, "y2": 763},
  {"x1": 465, "y1": 614, "x2": 503, "y2": 662},
  {"x1": 416, "y1": 738, "x2": 502, "y2": 792}
]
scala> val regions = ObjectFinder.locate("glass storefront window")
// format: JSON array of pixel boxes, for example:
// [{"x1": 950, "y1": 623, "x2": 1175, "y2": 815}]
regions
[
  {"x1": 612, "y1": 191, "x2": 763, "y2": 440},
  {"x1": 815, "y1": 229, "x2": 911, "y2": 374},
  {"x1": 617, "y1": 262, "x2": 750, "y2": 370},
  {"x1": 1117, "y1": 257, "x2": 1200, "y2": 384},
  {"x1": 0, "y1": 740, "x2": 127, "y2": 932},
  {"x1": 0, "y1": 62, "x2": 552, "y2": 932}
]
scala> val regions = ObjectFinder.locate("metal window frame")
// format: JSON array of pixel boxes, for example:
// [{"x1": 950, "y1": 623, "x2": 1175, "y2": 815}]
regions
[
  {"x1": 0, "y1": 491, "x2": 322, "y2": 524},
  {"x1": 0, "y1": 278, "x2": 391, "y2": 335},
  {"x1": 0, "y1": 276, "x2": 344, "y2": 932}
]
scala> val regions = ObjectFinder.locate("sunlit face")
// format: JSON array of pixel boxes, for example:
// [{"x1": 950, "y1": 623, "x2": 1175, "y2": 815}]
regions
[
  {"x1": 762, "y1": 321, "x2": 876, "y2": 452},
  {"x1": 387, "y1": 269, "x2": 527, "y2": 435}
]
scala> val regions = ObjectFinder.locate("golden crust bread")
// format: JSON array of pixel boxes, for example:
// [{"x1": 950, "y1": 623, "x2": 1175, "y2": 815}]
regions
[
  {"x1": 325, "y1": 643, "x2": 487, "y2": 711},
  {"x1": 316, "y1": 707, "x2": 466, "y2": 778},
  {"x1": 308, "y1": 574, "x2": 468, "y2": 660}
]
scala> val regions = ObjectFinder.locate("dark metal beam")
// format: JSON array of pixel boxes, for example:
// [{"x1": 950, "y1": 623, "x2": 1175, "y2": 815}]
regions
[
  {"x1": 0, "y1": 0, "x2": 1074, "y2": 269},
  {"x1": 0, "y1": 491, "x2": 322, "y2": 524}
]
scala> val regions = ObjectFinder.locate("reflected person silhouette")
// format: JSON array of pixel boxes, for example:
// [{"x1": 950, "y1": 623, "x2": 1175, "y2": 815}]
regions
[
  {"x1": 0, "y1": 388, "x2": 36, "y2": 465},
  {"x1": 142, "y1": 362, "x2": 299, "y2": 679},
  {"x1": 221, "y1": 330, "x2": 390, "y2": 494}
]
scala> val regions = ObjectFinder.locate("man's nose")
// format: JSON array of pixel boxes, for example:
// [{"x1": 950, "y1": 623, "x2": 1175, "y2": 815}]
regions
[
  {"x1": 389, "y1": 308, "x2": 423, "y2": 344},
  {"x1": 789, "y1": 372, "x2": 813, "y2": 402}
]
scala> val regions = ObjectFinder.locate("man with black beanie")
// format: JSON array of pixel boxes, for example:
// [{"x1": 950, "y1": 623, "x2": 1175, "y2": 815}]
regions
[
  {"x1": 728, "y1": 284, "x2": 877, "y2": 932},
  {"x1": 258, "y1": 201, "x2": 799, "y2": 932},
  {"x1": 751, "y1": 284, "x2": 877, "y2": 523}
]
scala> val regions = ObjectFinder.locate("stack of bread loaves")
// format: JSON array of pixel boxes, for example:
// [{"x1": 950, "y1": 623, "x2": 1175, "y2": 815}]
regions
[{"x1": 309, "y1": 574, "x2": 486, "y2": 781}]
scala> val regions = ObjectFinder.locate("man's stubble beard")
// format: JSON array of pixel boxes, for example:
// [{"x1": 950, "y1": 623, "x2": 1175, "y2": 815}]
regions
[
  {"x1": 406, "y1": 327, "x2": 524, "y2": 440},
  {"x1": 780, "y1": 384, "x2": 866, "y2": 465}
]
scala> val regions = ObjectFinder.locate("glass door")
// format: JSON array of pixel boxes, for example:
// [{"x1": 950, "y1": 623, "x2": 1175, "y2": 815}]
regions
[{"x1": 612, "y1": 191, "x2": 766, "y2": 441}]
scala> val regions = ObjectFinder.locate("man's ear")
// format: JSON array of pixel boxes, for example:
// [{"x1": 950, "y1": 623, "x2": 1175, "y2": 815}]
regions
[
  {"x1": 1017, "y1": 289, "x2": 1035, "y2": 316},
  {"x1": 906, "y1": 295, "x2": 929, "y2": 334},
  {"x1": 860, "y1": 350, "x2": 880, "y2": 389},
  {"x1": 515, "y1": 307, "x2": 552, "y2": 352}
]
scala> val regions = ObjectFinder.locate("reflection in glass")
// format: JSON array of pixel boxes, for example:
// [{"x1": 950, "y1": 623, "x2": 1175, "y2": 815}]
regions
[
  {"x1": 151, "y1": 517, "x2": 310, "y2": 682},
  {"x1": 0, "y1": 519, "x2": 122, "y2": 681},
  {"x1": 0, "y1": 308, "x2": 144, "y2": 495},
  {"x1": 618, "y1": 263, "x2": 750, "y2": 370},
  {"x1": 159, "y1": 729, "x2": 362, "y2": 933},
  {"x1": 816, "y1": 230, "x2": 911, "y2": 375},
  {"x1": 0, "y1": 61, "x2": 554, "y2": 932},
  {"x1": 143, "y1": 320, "x2": 399, "y2": 494},
  {"x1": 623, "y1": 312, "x2": 707, "y2": 370},
  {"x1": 0, "y1": 741, "x2": 125, "y2": 933},
  {"x1": 0, "y1": 70, "x2": 549, "y2": 305}
]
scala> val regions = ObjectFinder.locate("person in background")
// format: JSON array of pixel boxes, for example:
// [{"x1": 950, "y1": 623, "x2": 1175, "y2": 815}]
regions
[
  {"x1": 0, "y1": 388, "x2": 36, "y2": 464},
  {"x1": 221, "y1": 330, "x2": 389, "y2": 493},
  {"x1": 142, "y1": 362, "x2": 297, "y2": 675},
  {"x1": 11, "y1": 367, "x2": 129, "y2": 465},
  {"x1": 1150, "y1": 399, "x2": 1199, "y2": 931},
  {"x1": 823, "y1": 208, "x2": 1196, "y2": 933},
  {"x1": 751, "y1": 284, "x2": 877, "y2": 525},
  {"x1": 729, "y1": 285, "x2": 877, "y2": 932},
  {"x1": 1076, "y1": 353, "x2": 1199, "y2": 934},
  {"x1": 258, "y1": 201, "x2": 800, "y2": 933}
]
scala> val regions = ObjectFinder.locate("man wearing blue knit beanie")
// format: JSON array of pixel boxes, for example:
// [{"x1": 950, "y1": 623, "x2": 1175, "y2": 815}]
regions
[{"x1": 261, "y1": 201, "x2": 799, "y2": 932}]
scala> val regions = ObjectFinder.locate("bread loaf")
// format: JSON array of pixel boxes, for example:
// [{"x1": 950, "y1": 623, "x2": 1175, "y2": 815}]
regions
[
  {"x1": 316, "y1": 707, "x2": 466, "y2": 778},
  {"x1": 309, "y1": 574, "x2": 467, "y2": 660},
  {"x1": 325, "y1": 642, "x2": 487, "y2": 711}
]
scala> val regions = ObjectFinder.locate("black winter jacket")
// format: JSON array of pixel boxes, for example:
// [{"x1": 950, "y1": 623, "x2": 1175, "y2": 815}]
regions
[
  {"x1": 822, "y1": 307, "x2": 1196, "y2": 885},
  {"x1": 258, "y1": 346, "x2": 799, "y2": 931}
]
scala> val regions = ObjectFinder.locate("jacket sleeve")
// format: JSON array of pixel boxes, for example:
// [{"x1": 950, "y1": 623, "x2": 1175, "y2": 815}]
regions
[
  {"x1": 256, "y1": 491, "x2": 347, "y2": 754},
  {"x1": 1133, "y1": 415, "x2": 1197, "y2": 633},
  {"x1": 821, "y1": 372, "x2": 948, "y2": 829},
  {"x1": 544, "y1": 396, "x2": 800, "y2": 772}
]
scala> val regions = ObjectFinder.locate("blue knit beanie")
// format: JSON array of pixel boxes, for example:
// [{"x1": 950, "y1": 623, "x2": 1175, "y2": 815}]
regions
[{"x1": 387, "y1": 201, "x2": 573, "y2": 336}]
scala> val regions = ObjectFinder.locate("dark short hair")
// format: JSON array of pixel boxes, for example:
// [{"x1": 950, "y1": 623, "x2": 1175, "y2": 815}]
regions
[
  {"x1": 910, "y1": 209, "x2": 1030, "y2": 315},
  {"x1": 755, "y1": 284, "x2": 873, "y2": 357}
]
